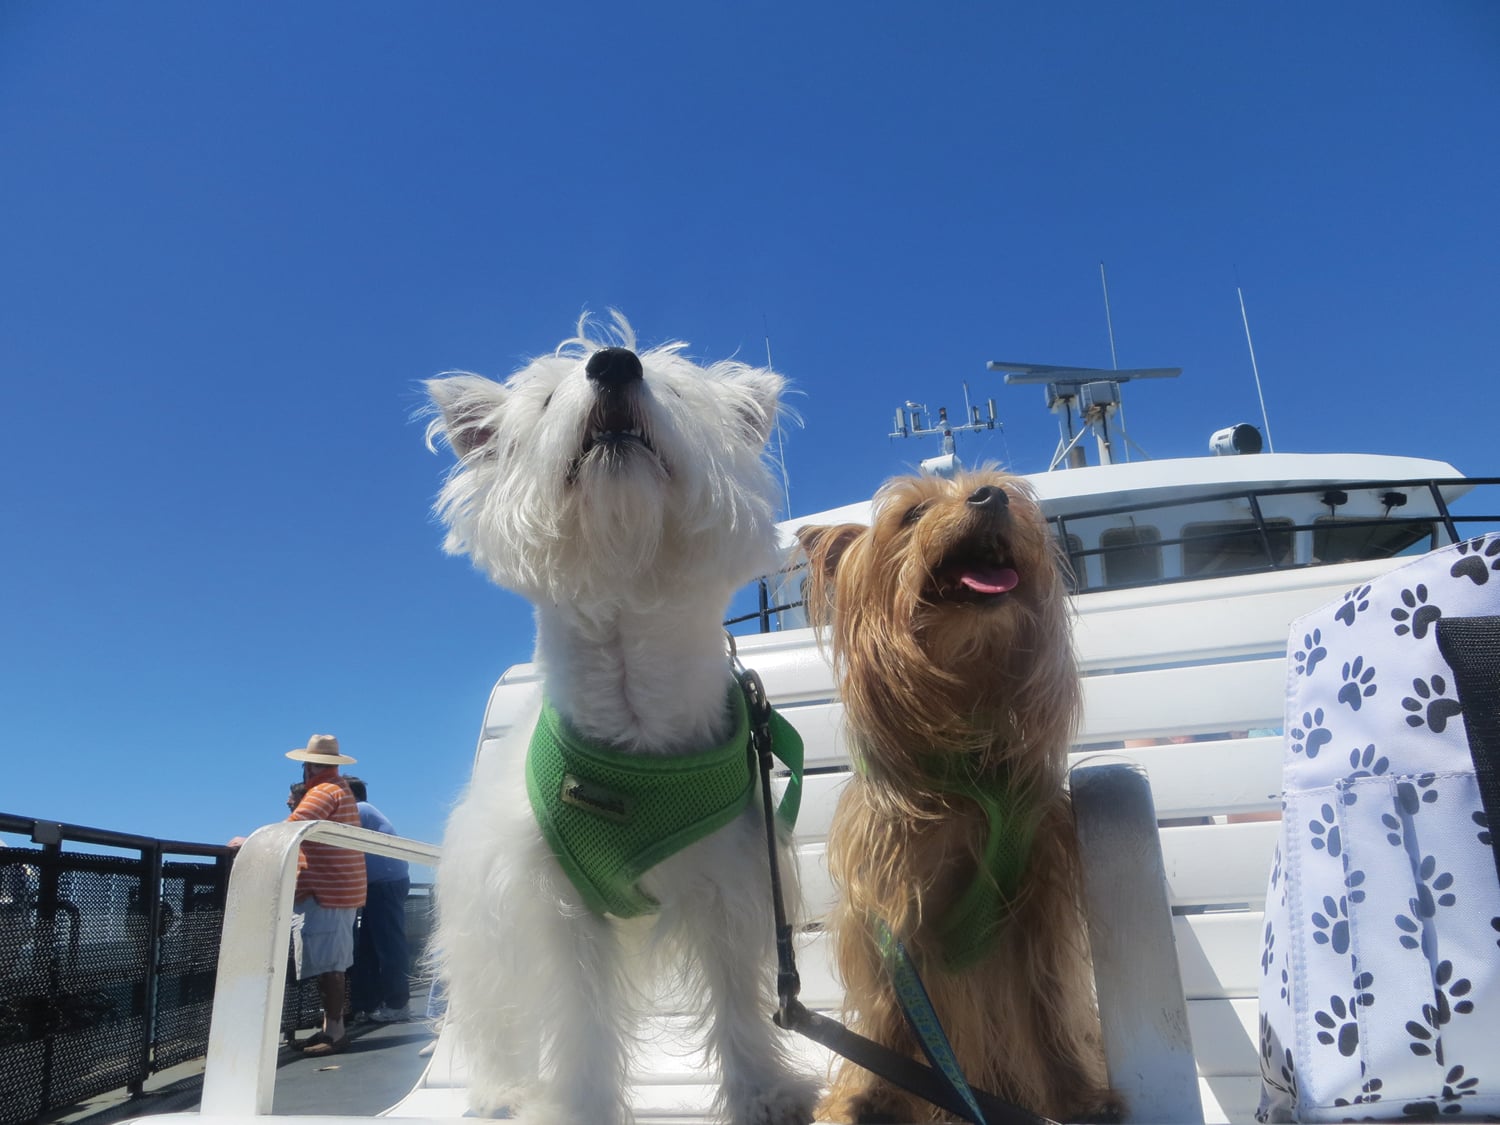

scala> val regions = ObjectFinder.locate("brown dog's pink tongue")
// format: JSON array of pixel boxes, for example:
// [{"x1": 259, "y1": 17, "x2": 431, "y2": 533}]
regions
[{"x1": 960, "y1": 566, "x2": 1019, "y2": 594}]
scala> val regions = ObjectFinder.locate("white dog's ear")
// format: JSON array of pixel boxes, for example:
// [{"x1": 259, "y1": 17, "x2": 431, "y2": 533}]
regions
[
  {"x1": 426, "y1": 374, "x2": 507, "y2": 459},
  {"x1": 724, "y1": 368, "x2": 785, "y2": 445}
]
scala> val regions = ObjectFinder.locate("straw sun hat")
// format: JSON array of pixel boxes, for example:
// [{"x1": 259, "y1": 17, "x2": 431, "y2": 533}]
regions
[{"x1": 285, "y1": 733, "x2": 358, "y2": 765}]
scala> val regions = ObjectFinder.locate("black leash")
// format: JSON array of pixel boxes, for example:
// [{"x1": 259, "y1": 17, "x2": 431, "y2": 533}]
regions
[{"x1": 728, "y1": 640, "x2": 1057, "y2": 1125}]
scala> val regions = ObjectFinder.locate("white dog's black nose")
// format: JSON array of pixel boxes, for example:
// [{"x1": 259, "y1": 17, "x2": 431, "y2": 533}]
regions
[
  {"x1": 967, "y1": 485, "x2": 1009, "y2": 509},
  {"x1": 586, "y1": 347, "x2": 643, "y2": 389}
]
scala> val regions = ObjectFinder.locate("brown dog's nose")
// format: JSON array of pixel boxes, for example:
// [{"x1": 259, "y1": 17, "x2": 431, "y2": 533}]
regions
[
  {"x1": 967, "y1": 484, "x2": 1009, "y2": 509},
  {"x1": 586, "y1": 347, "x2": 643, "y2": 389}
]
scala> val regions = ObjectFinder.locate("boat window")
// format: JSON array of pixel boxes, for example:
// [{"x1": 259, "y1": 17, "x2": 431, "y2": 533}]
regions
[
  {"x1": 1057, "y1": 533, "x2": 1087, "y2": 592},
  {"x1": 1313, "y1": 517, "x2": 1436, "y2": 564},
  {"x1": 1099, "y1": 526, "x2": 1162, "y2": 586},
  {"x1": 1182, "y1": 519, "x2": 1294, "y2": 577}
]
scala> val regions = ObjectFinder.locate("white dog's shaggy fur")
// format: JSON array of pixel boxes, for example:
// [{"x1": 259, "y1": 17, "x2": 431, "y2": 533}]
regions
[{"x1": 426, "y1": 313, "x2": 819, "y2": 1125}]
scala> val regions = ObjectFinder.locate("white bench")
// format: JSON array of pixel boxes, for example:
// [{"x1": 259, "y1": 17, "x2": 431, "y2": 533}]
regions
[
  {"x1": 143, "y1": 557, "x2": 1413, "y2": 1125},
  {"x1": 401, "y1": 557, "x2": 1408, "y2": 1123}
]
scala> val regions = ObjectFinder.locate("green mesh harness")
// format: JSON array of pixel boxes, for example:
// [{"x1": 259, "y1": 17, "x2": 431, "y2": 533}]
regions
[
  {"x1": 930, "y1": 760, "x2": 1035, "y2": 971},
  {"x1": 526, "y1": 686, "x2": 803, "y2": 919},
  {"x1": 869, "y1": 754, "x2": 1036, "y2": 972}
]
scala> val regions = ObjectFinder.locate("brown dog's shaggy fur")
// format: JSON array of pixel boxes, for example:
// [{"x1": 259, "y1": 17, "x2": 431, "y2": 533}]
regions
[{"x1": 797, "y1": 469, "x2": 1117, "y2": 1124}]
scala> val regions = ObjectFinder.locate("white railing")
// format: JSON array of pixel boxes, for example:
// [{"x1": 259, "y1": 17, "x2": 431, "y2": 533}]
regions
[{"x1": 199, "y1": 821, "x2": 440, "y2": 1117}]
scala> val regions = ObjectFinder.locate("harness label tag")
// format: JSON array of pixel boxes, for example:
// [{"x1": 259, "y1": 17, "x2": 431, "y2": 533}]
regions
[{"x1": 560, "y1": 773, "x2": 634, "y2": 824}]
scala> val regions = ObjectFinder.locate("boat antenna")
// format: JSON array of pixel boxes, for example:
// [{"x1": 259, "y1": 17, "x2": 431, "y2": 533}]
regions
[
  {"x1": 1099, "y1": 261, "x2": 1132, "y2": 460},
  {"x1": 1099, "y1": 261, "x2": 1120, "y2": 370},
  {"x1": 1236, "y1": 286, "x2": 1276, "y2": 452},
  {"x1": 763, "y1": 319, "x2": 794, "y2": 516},
  {"x1": 889, "y1": 385, "x2": 999, "y2": 478},
  {"x1": 988, "y1": 360, "x2": 1180, "y2": 469}
]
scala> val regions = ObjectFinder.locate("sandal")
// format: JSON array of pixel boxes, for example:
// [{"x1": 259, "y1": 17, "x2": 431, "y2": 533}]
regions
[
  {"x1": 300, "y1": 1034, "x2": 350, "y2": 1057},
  {"x1": 295, "y1": 1031, "x2": 333, "y2": 1051}
]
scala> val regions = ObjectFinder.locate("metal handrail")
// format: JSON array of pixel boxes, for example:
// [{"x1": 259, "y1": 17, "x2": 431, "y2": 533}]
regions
[
  {"x1": 1038, "y1": 474, "x2": 1493, "y2": 528},
  {"x1": 199, "y1": 820, "x2": 440, "y2": 1116}
]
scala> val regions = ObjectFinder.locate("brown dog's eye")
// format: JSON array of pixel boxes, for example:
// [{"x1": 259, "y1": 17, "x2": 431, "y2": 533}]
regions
[{"x1": 902, "y1": 502, "x2": 930, "y2": 526}]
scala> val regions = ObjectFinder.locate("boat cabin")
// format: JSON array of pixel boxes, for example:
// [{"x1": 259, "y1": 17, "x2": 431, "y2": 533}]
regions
[{"x1": 737, "y1": 452, "x2": 1494, "y2": 633}]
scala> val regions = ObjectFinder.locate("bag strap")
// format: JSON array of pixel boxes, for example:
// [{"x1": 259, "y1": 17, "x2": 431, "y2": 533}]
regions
[{"x1": 1435, "y1": 614, "x2": 1500, "y2": 887}]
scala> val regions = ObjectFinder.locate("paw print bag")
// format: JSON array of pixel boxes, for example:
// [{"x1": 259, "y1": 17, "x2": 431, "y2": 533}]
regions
[{"x1": 1258, "y1": 533, "x2": 1500, "y2": 1121}]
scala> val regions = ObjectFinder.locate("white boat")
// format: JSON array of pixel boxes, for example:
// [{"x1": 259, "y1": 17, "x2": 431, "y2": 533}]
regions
[{"x1": 123, "y1": 363, "x2": 1499, "y2": 1125}]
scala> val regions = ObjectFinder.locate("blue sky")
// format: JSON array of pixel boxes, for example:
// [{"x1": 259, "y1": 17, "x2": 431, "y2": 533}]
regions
[{"x1": 2, "y1": 2, "x2": 1497, "y2": 856}]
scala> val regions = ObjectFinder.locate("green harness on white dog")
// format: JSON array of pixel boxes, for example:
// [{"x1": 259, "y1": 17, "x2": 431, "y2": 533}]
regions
[{"x1": 525, "y1": 685, "x2": 804, "y2": 918}]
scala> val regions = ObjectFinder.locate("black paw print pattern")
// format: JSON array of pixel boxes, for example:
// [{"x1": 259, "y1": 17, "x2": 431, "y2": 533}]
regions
[
  {"x1": 1402, "y1": 961, "x2": 1476, "y2": 1083},
  {"x1": 1348, "y1": 743, "x2": 1390, "y2": 778},
  {"x1": 1308, "y1": 802, "x2": 1343, "y2": 858},
  {"x1": 1334, "y1": 584, "x2": 1371, "y2": 626},
  {"x1": 1382, "y1": 810, "x2": 1405, "y2": 847},
  {"x1": 1394, "y1": 853, "x2": 1456, "y2": 958},
  {"x1": 1449, "y1": 535, "x2": 1500, "y2": 585},
  {"x1": 1401, "y1": 675, "x2": 1463, "y2": 733},
  {"x1": 1260, "y1": 919, "x2": 1275, "y2": 974},
  {"x1": 1396, "y1": 774, "x2": 1441, "y2": 816},
  {"x1": 1399, "y1": 1067, "x2": 1479, "y2": 1118},
  {"x1": 1390, "y1": 583, "x2": 1442, "y2": 640},
  {"x1": 1444, "y1": 1067, "x2": 1482, "y2": 1103},
  {"x1": 1345, "y1": 867, "x2": 1367, "y2": 906},
  {"x1": 1473, "y1": 809, "x2": 1490, "y2": 850},
  {"x1": 1332, "y1": 1077, "x2": 1383, "y2": 1111},
  {"x1": 1310, "y1": 893, "x2": 1351, "y2": 954},
  {"x1": 1259, "y1": 1014, "x2": 1299, "y2": 1103},
  {"x1": 1340, "y1": 744, "x2": 1391, "y2": 806},
  {"x1": 1293, "y1": 627, "x2": 1328, "y2": 676},
  {"x1": 1313, "y1": 989, "x2": 1365, "y2": 1057},
  {"x1": 1411, "y1": 854, "x2": 1458, "y2": 919},
  {"x1": 1291, "y1": 707, "x2": 1333, "y2": 759},
  {"x1": 1432, "y1": 959, "x2": 1476, "y2": 1024},
  {"x1": 1405, "y1": 1004, "x2": 1446, "y2": 1067},
  {"x1": 1337, "y1": 656, "x2": 1377, "y2": 710}
]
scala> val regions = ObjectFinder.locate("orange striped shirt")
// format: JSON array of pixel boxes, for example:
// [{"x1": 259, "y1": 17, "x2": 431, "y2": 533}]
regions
[{"x1": 289, "y1": 770, "x2": 367, "y2": 908}]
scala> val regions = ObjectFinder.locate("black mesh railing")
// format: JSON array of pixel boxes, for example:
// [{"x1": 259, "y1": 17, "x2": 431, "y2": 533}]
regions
[
  {"x1": 0, "y1": 813, "x2": 433, "y2": 1124},
  {"x1": 0, "y1": 816, "x2": 232, "y2": 1125}
]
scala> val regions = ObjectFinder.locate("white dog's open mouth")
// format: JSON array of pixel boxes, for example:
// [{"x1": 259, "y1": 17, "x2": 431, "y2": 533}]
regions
[{"x1": 567, "y1": 398, "x2": 667, "y2": 482}]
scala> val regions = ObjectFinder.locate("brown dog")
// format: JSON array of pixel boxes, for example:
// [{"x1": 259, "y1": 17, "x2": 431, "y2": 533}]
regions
[{"x1": 797, "y1": 469, "x2": 1117, "y2": 1124}]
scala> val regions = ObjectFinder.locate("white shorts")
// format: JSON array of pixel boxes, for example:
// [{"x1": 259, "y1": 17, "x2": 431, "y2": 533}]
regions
[{"x1": 291, "y1": 899, "x2": 356, "y2": 980}]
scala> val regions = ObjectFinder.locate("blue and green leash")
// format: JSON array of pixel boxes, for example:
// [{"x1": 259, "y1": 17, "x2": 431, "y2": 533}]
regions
[{"x1": 730, "y1": 637, "x2": 1057, "y2": 1125}]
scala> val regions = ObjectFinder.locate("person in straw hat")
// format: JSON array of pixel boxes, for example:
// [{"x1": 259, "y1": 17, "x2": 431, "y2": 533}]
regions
[{"x1": 283, "y1": 733, "x2": 367, "y2": 1056}]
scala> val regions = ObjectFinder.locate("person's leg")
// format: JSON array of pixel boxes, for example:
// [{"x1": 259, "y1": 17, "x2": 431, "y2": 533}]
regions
[
  {"x1": 297, "y1": 902, "x2": 356, "y2": 1049},
  {"x1": 368, "y1": 877, "x2": 411, "y2": 1012},
  {"x1": 318, "y1": 970, "x2": 347, "y2": 1040},
  {"x1": 349, "y1": 906, "x2": 376, "y2": 1015},
  {"x1": 289, "y1": 900, "x2": 319, "y2": 1047}
]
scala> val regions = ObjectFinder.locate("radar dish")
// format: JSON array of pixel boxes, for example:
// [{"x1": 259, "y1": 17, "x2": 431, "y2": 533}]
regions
[{"x1": 986, "y1": 361, "x2": 1181, "y2": 384}]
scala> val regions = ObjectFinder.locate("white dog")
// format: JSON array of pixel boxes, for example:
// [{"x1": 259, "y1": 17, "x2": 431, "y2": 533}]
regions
[{"x1": 426, "y1": 313, "x2": 818, "y2": 1125}]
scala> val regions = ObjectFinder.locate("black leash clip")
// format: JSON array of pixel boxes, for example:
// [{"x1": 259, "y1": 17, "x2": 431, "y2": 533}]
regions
[{"x1": 727, "y1": 629, "x2": 802, "y2": 1023}]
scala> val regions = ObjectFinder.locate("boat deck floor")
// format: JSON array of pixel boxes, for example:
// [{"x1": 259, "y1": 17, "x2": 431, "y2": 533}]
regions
[{"x1": 39, "y1": 1020, "x2": 439, "y2": 1125}]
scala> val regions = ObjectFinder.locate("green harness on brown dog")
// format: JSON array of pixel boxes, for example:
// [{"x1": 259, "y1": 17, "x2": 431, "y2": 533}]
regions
[{"x1": 921, "y1": 757, "x2": 1037, "y2": 970}]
